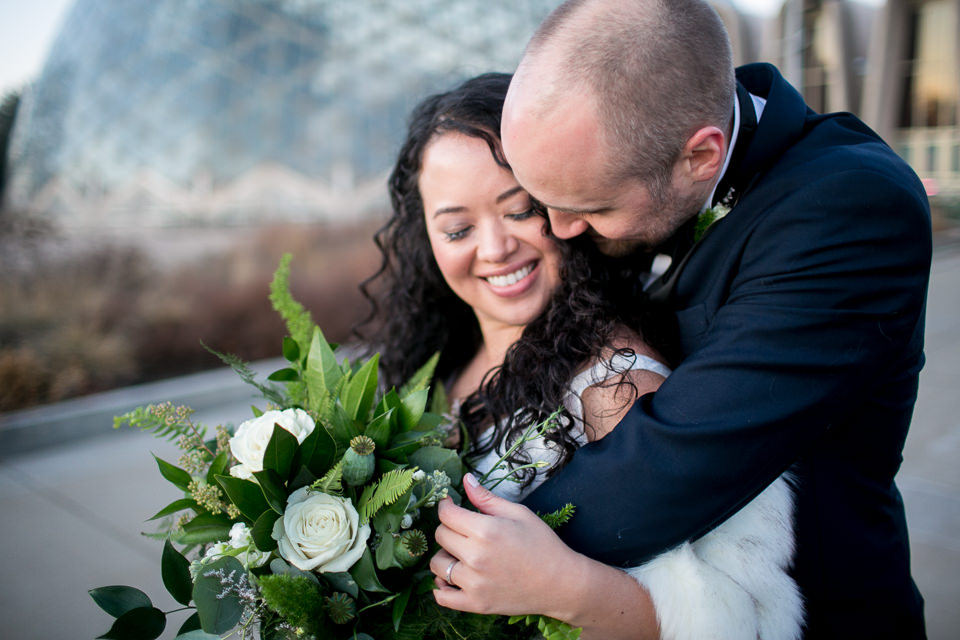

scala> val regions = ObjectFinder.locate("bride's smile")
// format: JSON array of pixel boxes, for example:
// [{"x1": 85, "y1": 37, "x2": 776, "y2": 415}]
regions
[{"x1": 420, "y1": 132, "x2": 561, "y2": 334}]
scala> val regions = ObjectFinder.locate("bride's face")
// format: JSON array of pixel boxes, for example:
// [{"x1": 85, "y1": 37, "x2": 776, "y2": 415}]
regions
[{"x1": 420, "y1": 132, "x2": 562, "y2": 334}]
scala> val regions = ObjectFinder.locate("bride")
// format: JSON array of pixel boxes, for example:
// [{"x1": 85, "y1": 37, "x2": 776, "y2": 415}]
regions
[{"x1": 359, "y1": 72, "x2": 802, "y2": 640}]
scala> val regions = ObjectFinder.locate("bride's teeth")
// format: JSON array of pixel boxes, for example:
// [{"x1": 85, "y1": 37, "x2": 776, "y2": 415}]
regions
[{"x1": 486, "y1": 264, "x2": 534, "y2": 287}]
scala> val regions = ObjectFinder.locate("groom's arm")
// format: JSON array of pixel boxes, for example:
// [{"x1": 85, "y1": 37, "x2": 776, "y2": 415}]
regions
[{"x1": 522, "y1": 164, "x2": 931, "y2": 567}]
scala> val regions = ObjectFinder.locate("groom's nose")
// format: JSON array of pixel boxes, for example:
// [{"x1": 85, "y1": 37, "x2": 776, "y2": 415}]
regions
[{"x1": 547, "y1": 210, "x2": 590, "y2": 240}]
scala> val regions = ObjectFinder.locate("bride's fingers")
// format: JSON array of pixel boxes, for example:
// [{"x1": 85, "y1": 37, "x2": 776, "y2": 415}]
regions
[{"x1": 429, "y1": 549, "x2": 464, "y2": 590}]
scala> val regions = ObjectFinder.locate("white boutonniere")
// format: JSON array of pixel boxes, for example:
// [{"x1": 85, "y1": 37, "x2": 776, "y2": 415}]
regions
[{"x1": 693, "y1": 202, "x2": 731, "y2": 243}]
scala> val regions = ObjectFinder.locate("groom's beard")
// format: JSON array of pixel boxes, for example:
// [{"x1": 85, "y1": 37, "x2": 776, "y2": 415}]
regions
[{"x1": 592, "y1": 185, "x2": 703, "y2": 257}]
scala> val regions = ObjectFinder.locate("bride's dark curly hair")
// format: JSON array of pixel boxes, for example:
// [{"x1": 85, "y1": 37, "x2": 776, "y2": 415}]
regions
[{"x1": 357, "y1": 72, "x2": 647, "y2": 485}]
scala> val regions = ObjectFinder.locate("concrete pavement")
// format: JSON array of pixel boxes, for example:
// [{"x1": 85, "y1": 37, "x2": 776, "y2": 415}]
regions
[{"x1": 1, "y1": 244, "x2": 959, "y2": 640}]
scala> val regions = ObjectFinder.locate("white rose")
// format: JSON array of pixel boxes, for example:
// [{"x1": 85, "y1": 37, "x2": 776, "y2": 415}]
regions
[
  {"x1": 272, "y1": 487, "x2": 370, "y2": 573},
  {"x1": 229, "y1": 409, "x2": 316, "y2": 479},
  {"x1": 203, "y1": 522, "x2": 270, "y2": 569}
]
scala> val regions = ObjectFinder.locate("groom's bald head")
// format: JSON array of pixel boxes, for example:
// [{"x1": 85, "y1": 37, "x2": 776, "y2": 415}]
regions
[{"x1": 505, "y1": 0, "x2": 735, "y2": 188}]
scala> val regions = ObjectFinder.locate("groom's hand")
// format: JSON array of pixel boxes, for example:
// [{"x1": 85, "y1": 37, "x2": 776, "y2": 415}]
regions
[{"x1": 429, "y1": 473, "x2": 585, "y2": 620}]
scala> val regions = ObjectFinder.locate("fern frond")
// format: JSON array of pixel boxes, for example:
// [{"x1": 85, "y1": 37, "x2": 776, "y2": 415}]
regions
[
  {"x1": 269, "y1": 253, "x2": 315, "y2": 353},
  {"x1": 399, "y1": 351, "x2": 440, "y2": 398},
  {"x1": 538, "y1": 503, "x2": 576, "y2": 530},
  {"x1": 202, "y1": 342, "x2": 286, "y2": 407},
  {"x1": 311, "y1": 462, "x2": 344, "y2": 495},
  {"x1": 358, "y1": 468, "x2": 416, "y2": 524}
]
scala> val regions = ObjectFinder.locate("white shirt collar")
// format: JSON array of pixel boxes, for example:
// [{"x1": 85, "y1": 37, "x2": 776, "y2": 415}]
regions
[{"x1": 701, "y1": 92, "x2": 766, "y2": 212}]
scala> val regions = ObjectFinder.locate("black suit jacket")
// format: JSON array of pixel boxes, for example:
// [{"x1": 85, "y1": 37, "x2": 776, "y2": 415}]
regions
[{"x1": 523, "y1": 63, "x2": 930, "y2": 639}]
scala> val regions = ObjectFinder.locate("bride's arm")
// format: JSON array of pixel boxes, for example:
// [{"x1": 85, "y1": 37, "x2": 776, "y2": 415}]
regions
[{"x1": 432, "y1": 473, "x2": 660, "y2": 640}]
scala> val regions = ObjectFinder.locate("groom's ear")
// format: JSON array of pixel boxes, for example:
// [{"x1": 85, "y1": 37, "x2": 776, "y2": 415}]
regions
[{"x1": 678, "y1": 126, "x2": 726, "y2": 185}]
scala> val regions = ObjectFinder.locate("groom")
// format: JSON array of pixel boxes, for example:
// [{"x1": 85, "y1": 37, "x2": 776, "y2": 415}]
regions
[{"x1": 503, "y1": 0, "x2": 930, "y2": 638}]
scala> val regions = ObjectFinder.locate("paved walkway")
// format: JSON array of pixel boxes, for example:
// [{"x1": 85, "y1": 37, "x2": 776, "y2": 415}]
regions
[{"x1": 1, "y1": 245, "x2": 958, "y2": 640}]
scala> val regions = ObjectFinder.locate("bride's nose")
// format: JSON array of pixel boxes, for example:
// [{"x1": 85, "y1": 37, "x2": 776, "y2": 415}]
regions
[{"x1": 476, "y1": 221, "x2": 519, "y2": 263}]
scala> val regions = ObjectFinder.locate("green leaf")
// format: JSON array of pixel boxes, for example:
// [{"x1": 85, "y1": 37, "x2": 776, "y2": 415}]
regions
[
  {"x1": 384, "y1": 430, "x2": 432, "y2": 458},
  {"x1": 349, "y1": 547, "x2": 390, "y2": 593},
  {"x1": 282, "y1": 336, "x2": 300, "y2": 363},
  {"x1": 267, "y1": 367, "x2": 299, "y2": 382},
  {"x1": 341, "y1": 354, "x2": 379, "y2": 421},
  {"x1": 176, "y1": 612, "x2": 203, "y2": 636},
  {"x1": 175, "y1": 630, "x2": 219, "y2": 640},
  {"x1": 392, "y1": 586, "x2": 413, "y2": 632},
  {"x1": 178, "y1": 513, "x2": 232, "y2": 544},
  {"x1": 363, "y1": 409, "x2": 394, "y2": 451},
  {"x1": 215, "y1": 475, "x2": 270, "y2": 522},
  {"x1": 304, "y1": 326, "x2": 342, "y2": 408},
  {"x1": 205, "y1": 450, "x2": 230, "y2": 486},
  {"x1": 252, "y1": 469, "x2": 287, "y2": 514},
  {"x1": 399, "y1": 352, "x2": 439, "y2": 398},
  {"x1": 409, "y1": 446, "x2": 462, "y2": 486},
  {"x1": 96, "y1": 606, "x2": 165, "y2": 640},
  {"x1": 323, "y1": 572, "x2": 359, "y2": 599},
  {"x1": 262, "y1": 424, "x2": 298, "y2": 479},
  {"x1": 428, "y1": 379, "x2": 450, "y2": 415},
  {"x1": 193, "y1": 556, "x2": 245, "y2": 634},
  {"x1": 297, "y1": 420, "x2": 337, "y2": 478},
  {"x1": 398, "y1": 389, "x2": 429, "y2": 432},
  {"x1": 154, "y1": 455, "x2": 192, "y2": 492},
  {"x1": 311, "y1": 461, "x2": 343, "y2": 495},
  {"x1": 162, "y1": 540, "x2": 194, "y2": 606},
  {"x1": 89, "y1": 585, "x2": 152, "y2": 618},
  {"x1": 358, "y1": 468, "x2": 415, "y2": 524},
  {"x1": 325, "y1": 403, "x2": 360, "y2": 448},
  {"x1": 147, "y1": 498, "x2": 198, "y2": 521},
  {"x1": 375, "y1": 530, "x2": 401, "y2": 570},
  {"x1": 251, "y1": 510, "x2": 280, "y2": 552}
]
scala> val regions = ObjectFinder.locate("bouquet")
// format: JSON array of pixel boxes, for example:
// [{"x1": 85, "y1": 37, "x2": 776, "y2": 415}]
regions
[{"x1": 89, "y1": 254, "x2": 578, "y2": 640}]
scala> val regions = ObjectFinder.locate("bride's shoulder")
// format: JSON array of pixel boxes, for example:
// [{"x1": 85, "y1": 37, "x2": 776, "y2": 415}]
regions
[{"x1": 575, "y1": 325, "x2": 669, "y2": 441}]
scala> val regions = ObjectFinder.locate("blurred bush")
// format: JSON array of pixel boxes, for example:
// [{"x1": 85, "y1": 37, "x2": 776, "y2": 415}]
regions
[{"x1": 0, "y1": 220, "x2": 383, "y2": 412}]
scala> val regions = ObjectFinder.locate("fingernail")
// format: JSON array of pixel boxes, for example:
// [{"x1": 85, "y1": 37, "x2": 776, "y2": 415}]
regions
[{"x1": 464, "y1": 473, "x2": 479, "y2": 488}]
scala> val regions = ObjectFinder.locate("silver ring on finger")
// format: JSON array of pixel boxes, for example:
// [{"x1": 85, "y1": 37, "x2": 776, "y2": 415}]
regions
[{"x1": 444, "y1": 559, "x2": 458, "y2": 587}]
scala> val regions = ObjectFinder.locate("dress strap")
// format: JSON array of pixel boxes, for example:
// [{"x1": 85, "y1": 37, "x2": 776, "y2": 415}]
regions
[{"x1": 564, "y1": 352, "x2": 672, "y2": 423}]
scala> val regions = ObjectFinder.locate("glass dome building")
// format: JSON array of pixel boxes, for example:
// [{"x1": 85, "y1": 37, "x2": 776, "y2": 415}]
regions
[{"x1": 4, "y1": 0, "x2": 559, "y2": 228}]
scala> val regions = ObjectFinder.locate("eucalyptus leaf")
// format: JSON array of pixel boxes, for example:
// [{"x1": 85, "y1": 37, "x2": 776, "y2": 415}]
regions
[
  {"x1": 409, "y1": 446, "x2": 463, "y2": 486},
  {"x1": 251, "y1": 510, "x2": 280, "y2": 552},
  {"x1": 398, "y1": 389, "x2": 429, "y2": 432},
  {"x1": 263, "y1": 423, "x2": 298, "y2": 480},
  {"x1": 341, "y1": 353, "x2": 379, "y2": 421},
  {"x1": 193, "y1": 556, "x2": 245, "y2": 634},
  {"x1": 96, "y1": 606, "x2": 166, "y2": 640},
  {"x1": 215, "y1": 475, "x2": 271, "y2": 522},
  {"x1": 148, "y1": 498, "x2": 198, "y2": 521},
  {"x1": 175, "y1": 630, "x2": 219, "y2": 640},
  {"x1": 153, "y1": 455, "x2": 192, "y2": 492},
  {"x1": 323, "y1": 571, "x2": 359, "y2": 599},
  {"x1": 162, "y1": 540, "x2": 194, "y2": 606},
  {"x1": 176, "y1": 612, "x2": 203, "y2": 636},
  {"x1": 349, "y1": 547, "x2": 391, "y2": 593},
  {"x1": 89, "y1": 585, "x2": 152, "y2": 618}
]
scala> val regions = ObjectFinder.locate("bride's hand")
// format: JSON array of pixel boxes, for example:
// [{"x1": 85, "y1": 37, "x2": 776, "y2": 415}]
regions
[{"x1": 430, "y1": 473, "x2": 586, "y2": 619}]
